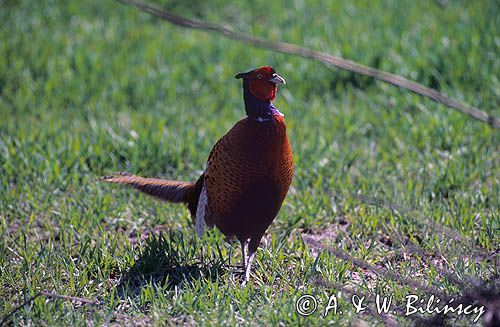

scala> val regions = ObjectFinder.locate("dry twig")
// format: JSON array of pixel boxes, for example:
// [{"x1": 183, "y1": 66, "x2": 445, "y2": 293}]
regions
[
  {"x1": 116, "y1": 0, "x2": 499, "y2": 128},
  {"x1": 0, "y1": 291, "x2": 99, "y2": 326}
]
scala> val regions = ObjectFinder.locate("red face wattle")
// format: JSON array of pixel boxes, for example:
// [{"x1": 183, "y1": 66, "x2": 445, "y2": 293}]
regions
[
  {"x1": 235, "y1": 66, "x2": 286, "y2": 101},
  {"x1": 248, "y1": 67, "x2": 278, "y2": 101}
]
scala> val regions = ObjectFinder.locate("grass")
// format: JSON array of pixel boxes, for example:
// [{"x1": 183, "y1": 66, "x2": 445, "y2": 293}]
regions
[{"x1": 1, "y1": 0, "x2": 499, "y2": 325}]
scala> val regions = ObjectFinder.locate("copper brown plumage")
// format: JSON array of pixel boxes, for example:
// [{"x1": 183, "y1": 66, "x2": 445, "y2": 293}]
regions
[{"x1": 100, "y1": 66, "x2": 293, "y2": 283}]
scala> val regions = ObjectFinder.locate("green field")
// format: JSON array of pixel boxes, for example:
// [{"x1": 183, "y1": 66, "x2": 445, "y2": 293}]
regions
[{"x1": 1, "y1": 0, "x2": 499, "y2": 325}]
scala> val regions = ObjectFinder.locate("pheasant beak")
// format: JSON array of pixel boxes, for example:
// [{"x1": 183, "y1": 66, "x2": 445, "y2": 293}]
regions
[{"x1": 269, "y1": 73, "x2": 286, "y2": 85}]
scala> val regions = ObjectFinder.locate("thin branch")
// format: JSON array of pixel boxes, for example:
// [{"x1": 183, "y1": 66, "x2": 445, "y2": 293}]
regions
[
  {"x1": 330, "y1": 190, "x2": 492, "y2": 288},
  {"x1": 0, "y1": 293, "x2": 42, "y2": 326},
  {"x1": 40, "y1": 291, "x2": 99, "y2": 305},
  {"x1": 341, "y1": 191, "x2": 492, "y2": 261},
  {"x1": 303, "y1": 236, "x2": 450, "y2": 299},
  {"x1": 313, "y1": 278, "x2": 400, "y2": 326},
  {"x1": 116, "y1": 0, "x2": 499, "y2": 128},
  {"x1": 0, "y1": 291, "x2": 99, "y2": 325}
]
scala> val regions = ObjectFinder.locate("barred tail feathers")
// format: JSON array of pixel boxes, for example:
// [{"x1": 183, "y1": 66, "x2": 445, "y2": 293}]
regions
[{"x1": 98, "y1": 174, "x2": 194, "y2": 203}]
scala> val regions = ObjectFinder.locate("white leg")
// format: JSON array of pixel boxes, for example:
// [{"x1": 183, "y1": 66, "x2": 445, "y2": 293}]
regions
[
  {"x1": 228, "y1": 243, "x2": 233, "y2": 266},
  {"x1": 240, "y1": 239, "x2": 247, "y2": 271},
  {"x1": 243, "y1": 250, "x2": 256, "y2": 284},
  {"x1": 242, "y1": 236, "x2": 261, "y2": 286}
]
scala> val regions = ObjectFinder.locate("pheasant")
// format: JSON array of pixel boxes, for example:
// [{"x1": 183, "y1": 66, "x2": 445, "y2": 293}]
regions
[{"x1": 100, "y1": 66, "x2": 294, "y2": 283}]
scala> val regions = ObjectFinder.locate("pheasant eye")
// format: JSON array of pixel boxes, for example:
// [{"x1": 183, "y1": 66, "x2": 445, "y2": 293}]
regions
[{"x1": 256, "y1": 73, "x2": 263, "y2": 79}]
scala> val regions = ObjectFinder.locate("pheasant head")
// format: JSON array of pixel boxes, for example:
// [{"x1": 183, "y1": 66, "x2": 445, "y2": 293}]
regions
[{"x1": 235, "y1": 66, "x2": 286, "y2": 120}]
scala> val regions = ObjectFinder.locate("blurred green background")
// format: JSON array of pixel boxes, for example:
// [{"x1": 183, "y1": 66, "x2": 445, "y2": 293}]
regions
[{"x1": 0, "y1": 0, "x2": 498, "y2": 325}]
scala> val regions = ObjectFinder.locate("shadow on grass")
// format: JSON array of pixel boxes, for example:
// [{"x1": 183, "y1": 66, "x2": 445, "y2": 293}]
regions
[{"x1": 116, "y1": 230, "x2": 225, "y2": 298}]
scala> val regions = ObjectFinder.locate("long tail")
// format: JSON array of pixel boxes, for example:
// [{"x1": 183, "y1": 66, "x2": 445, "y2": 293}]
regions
[{"x1": 98, "y1": 173, "x2": 194, "y2": 203}]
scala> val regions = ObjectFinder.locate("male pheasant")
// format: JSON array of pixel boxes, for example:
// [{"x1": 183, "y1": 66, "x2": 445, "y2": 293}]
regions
[{"x1": 100, "y1": 66, "x2": 294, "y2": 283}]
